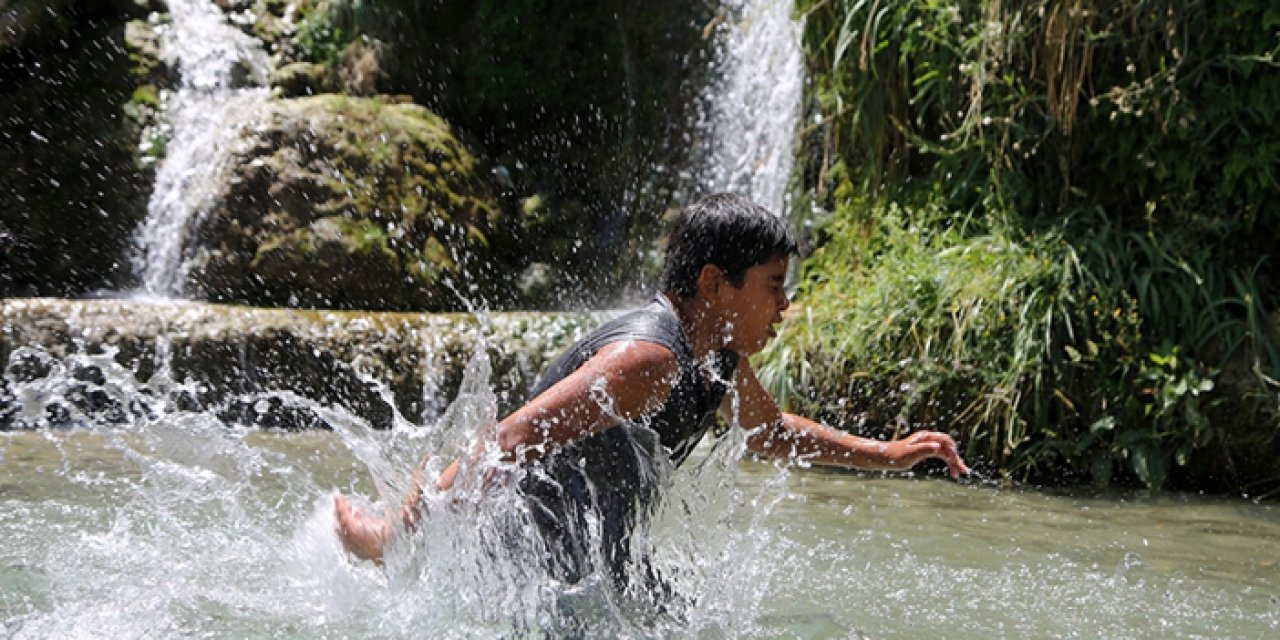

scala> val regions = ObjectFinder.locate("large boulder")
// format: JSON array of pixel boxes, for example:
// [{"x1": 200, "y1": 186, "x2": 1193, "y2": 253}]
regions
[{"x1": 189, "y1": 95, "x2": 518, "y2": 311}]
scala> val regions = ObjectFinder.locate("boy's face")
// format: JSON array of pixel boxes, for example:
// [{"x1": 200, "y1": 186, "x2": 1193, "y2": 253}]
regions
[{"x1": 719, "y1": 255, "x2": 790, "y2": 354}]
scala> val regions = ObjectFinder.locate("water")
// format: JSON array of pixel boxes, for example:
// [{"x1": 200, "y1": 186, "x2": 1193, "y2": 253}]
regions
[
  {"x1": 696, "y1": 0, "x2": 805, "y2": 217},
  {"x1": 3, "y1": 435, "x2": 1277, "y2": 638},
  {"x1": 760, "y1": 473, "x2": 1280, "y2": 638},
  {"x1": 0, "y1": 338, "x2": 787, "y2": 637},
  {"x1": 2, "y1": 338, "x2": 1278, "y2": 637},
  {"x1": 129, "y1": 0, "x2": 272, "y2": 296}
]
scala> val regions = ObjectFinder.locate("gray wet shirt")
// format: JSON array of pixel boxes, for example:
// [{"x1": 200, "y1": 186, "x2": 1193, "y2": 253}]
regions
[{"x1": 517, "y1": 294, "x2": 738, "y2": 583}]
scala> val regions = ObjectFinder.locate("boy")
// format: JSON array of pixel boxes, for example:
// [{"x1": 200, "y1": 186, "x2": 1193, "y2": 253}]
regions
[{"x1": 334, "y1": 193, "x2": 969, "y2": 580}]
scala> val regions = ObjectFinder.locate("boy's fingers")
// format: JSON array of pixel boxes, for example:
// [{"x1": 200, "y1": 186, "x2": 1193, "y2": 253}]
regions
[
  {"x1": 914, "y1": 432, "x2": 970, "y2": 479},
  {"x1": 942, "y1": 445, "x2": 971, "y2": 479},
  {"x1": 334, "y1": 494, "x2": 369, "y2": 536}
]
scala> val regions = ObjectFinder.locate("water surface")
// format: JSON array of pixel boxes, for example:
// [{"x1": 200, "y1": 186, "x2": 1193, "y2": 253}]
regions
[{"x1": 2, "y1": 429, "x2": 1276, "y2": 638}]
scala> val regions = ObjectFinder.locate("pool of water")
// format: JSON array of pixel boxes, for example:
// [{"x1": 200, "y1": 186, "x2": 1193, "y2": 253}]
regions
[
  {"x1": 745, "y1": 466, "x2": 1280, "y2": 638},
  {"x1": 2, "y1": 426, "x2": 1276, "y2": 638}
]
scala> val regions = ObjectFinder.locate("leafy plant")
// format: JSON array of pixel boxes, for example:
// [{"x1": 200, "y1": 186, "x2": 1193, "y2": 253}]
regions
[
  {"x1": 295, "y1": 0, "x2": 368, "y2": 65},
  {"x1": 781, "y1": 0, "x2": 1280, "y2": 491}
]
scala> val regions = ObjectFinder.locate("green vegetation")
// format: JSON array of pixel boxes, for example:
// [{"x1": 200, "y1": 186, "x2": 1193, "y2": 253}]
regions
[
  {"x1": 771, "y1": 0, "x2": 1280, "y2": 493},
  {"x1": 129, "y1": 84, "x2": 159, "y2": 108},
  {"x1": 293, "y1": 0, "x2": 367, "y2": 65}
]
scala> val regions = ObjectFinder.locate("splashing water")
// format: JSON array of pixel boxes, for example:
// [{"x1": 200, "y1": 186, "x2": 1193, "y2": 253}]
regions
[
  {"x1": 696, "y1": 0, "x2": 805, "y2": 216},
  {"x1": 3, "y1": 326, "x2": 1280, "y2": 636},
  {"x1": 0, "y1": 322, "x2": 802, "y2": 637},
  {"x1": 129, "y1": 0, "x2": 272, "y2": 297}
]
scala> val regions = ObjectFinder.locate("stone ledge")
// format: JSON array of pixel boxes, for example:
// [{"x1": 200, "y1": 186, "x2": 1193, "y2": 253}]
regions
[{"x1": 1, "y1": 298, "x2": 603, "y2": 430}]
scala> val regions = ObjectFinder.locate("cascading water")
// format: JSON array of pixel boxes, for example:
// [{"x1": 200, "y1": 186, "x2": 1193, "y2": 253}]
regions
[
  {"x1": 696, "y1": 0, "x2": 805, "y2": 217},
  {"x1": 129, "y1": 0, "x2": 272, "y2": 297}
]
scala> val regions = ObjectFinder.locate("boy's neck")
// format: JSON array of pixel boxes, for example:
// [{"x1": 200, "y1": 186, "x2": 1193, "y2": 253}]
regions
[{"x1": 664, "y1": 292, "x2": 724, "y2": 359}]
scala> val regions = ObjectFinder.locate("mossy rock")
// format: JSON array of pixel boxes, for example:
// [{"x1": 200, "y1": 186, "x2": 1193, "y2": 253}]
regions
[
  {"x1": 241, "y1": 1, "x2": 720, "y2": 307},
  {"x1": 270, "y1": 61, "x2": 337, "y2": 97},
  {"x1": 190, "y1": 95, "x2": 513, "y2": 311}
]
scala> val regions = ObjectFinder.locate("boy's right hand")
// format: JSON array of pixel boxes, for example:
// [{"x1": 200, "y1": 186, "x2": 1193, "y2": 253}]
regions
[{"x1": 334, "y1": 493, "x2": 391, "y2": 564}]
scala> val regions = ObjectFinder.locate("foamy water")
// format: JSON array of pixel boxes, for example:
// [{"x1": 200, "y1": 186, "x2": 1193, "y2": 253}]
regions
[{"x1": 0, "y1": 341, "x2": 799, "y2": 637}]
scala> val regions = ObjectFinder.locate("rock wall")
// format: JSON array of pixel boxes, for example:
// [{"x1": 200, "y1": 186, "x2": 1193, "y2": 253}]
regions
[{"x1": 0, "y1": 0, "x2": 164, "y2": 296}]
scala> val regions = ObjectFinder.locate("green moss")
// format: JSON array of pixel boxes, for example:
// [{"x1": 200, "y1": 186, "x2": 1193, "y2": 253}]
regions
[
  {"x1": 130, "y1": 84, "x2": 159, "y2": 108},
  {"x1": 422, "y1": 236, "x2": 451, "y2": 268}
]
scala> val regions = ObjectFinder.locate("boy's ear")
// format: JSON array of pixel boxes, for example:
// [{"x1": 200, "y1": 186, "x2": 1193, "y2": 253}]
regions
[{"x1": 696, "y1": 264, "x2": 725, "y2": 299}]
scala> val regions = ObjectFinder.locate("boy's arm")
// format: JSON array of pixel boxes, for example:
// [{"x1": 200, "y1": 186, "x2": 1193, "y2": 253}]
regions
[
  {"x1": 335, "y1": 340, "x2": 681, "y2": 562},
  {"x1": 725, "y1": 360, "x2": 969, "y2": 478},
  {"x1": 482, "y1": 340, "x2": 680, "y2": 466}
]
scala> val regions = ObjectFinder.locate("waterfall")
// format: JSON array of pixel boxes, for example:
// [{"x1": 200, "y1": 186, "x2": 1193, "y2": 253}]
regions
[
  {"x1": 129, "y1": 0, "x2": 272, "y2": 297},
  {"x1": 697, "y1": 0, "x2": 805, "y2": 217}
]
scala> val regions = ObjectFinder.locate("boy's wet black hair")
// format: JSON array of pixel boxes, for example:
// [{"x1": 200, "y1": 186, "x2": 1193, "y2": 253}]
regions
[{"x1": 661, "y1": 193, "x2": 798, "y2": 299}]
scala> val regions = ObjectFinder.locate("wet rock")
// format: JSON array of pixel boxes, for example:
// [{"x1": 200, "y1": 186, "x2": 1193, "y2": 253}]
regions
[
  {"x1": 189, "y1": 95, "x2": 519, "y2": 311},
  {"x1": 336, "y1": 39, "x2": 387, "y2": 96},
  {"x1": 1, "y1": 1, "x2": 79, "y2": 52},
  {"x1": 358, "y1": 1, "x2": 719, "y2": 305},
  {"x1": 123, "y1": 16, "x2": 172, "y2": 87},
  {"x1": 269, "y1": 61, "x2": 335, "y2": 97},
  {"x1": 1, "y1": 297, "x2": 603, "y2": 431},
  {"x1": 231, "y1": 0, "x2": 720, "y2": 308}
]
